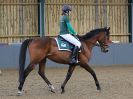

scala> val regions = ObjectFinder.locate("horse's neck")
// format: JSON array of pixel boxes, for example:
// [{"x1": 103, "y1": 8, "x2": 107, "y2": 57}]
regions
[
  {"x1": 84, "y1": 37, "x2": 98, "y2": 48},
  {"x1": 80, "y1": 38, "x2": 97, "y2": 59}
]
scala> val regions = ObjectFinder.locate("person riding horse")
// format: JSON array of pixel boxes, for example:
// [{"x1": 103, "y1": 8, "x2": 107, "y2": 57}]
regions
[
  {"x1": 59, "y1": 5, "x2": 81, "y2": 65},
  {"x1": 17, "y1": 4, "x2": 111, "y2": 95}
]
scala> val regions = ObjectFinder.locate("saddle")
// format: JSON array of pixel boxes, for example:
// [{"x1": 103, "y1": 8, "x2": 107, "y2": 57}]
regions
[{"x1": 55, "y1": 35, "x2": 74, "y2": 51}]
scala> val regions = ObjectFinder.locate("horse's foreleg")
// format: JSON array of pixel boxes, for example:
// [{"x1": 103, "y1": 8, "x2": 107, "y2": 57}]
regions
[
  {"x1": 18, "y1": 62, "x2": 35, "y2": 95},
  {"x1": 38, "y1": 59, "x2": 55, "y2": 93},
  {"x1": 61, "y1": 65, "x2": 76, "y2": 94},
  {"x1": 80, "y1": 63, "x2": 101, "y2": 90}
]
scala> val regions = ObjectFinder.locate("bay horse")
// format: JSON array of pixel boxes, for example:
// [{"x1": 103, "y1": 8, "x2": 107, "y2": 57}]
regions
[{"x1": 17, "y1": 27, "x2": 111, "y2": 95}]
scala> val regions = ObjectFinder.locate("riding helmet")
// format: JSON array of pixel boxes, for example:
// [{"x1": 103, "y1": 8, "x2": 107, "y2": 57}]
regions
[{"x1": 62, "y1": 5, "x2": 72, "y2": 13}]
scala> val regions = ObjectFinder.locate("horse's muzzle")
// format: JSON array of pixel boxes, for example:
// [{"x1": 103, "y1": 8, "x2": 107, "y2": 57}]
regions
[
  {"x1": 101, "y1": 46, "x2": 109, "y2": 53},
  {"x1": 103, "y1": 48, "x2": 109, "y2": 53}
]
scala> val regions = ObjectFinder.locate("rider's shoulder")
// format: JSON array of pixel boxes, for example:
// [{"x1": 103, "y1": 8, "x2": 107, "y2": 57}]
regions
[{"x1": 62, "y1": 15, "x2": 69, "y2": 21}]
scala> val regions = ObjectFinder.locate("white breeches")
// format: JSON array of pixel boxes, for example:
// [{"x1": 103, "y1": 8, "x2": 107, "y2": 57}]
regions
[{"x1": 60, "y1": 34, "x2": 81, "y2": 48}]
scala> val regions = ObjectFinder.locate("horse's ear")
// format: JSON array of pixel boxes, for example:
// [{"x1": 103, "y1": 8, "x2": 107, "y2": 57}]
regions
[{"x1": 107, "y1": 27, "x2": 110, "y2": 30}]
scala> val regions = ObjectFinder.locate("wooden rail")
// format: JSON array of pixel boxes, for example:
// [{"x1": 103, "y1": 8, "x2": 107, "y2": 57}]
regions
[
  {"x1": 0, "y1": 35, "x2": 39, "y2": 38},
  {"x1": 0, "y1": 0, "x2": 130, "y2": 43}
]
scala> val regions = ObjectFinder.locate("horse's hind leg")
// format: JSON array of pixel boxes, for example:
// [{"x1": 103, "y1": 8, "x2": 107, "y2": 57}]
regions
[
  {"x1": 38, "y1": 59, "x2": 55, "y2": 93},
  {"x1": 80, "y1": 63, "x2": 101, "y2": 90},
  {"x1": 61, "y1": 65, "x2": 76, "y2": 94},
  {"x1": 18, "y1": 62, "x2": 35, "y2": 95}
]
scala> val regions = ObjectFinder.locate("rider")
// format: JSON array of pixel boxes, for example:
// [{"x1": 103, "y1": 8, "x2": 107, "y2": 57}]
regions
[{"x1": 59, "y1": 5, "x2": 81, "y2": 65}]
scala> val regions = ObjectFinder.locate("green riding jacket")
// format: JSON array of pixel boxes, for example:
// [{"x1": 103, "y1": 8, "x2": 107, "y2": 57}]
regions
[{"x1": 59, "y1": 15, "x2": 77, "y2": 35}]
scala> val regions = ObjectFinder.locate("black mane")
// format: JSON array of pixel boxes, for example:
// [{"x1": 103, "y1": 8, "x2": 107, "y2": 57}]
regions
[{"x1": 79, "y1": 27, "x2": 108, "y2": 40}]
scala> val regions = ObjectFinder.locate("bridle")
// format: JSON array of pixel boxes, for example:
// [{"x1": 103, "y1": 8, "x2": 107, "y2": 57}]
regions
[
  {"x1": 88, "y1": 41, "x2": 100, "y2": 47},
  {"x1": 87, "y1": 31, "x2": 109, "y2": 49},
  {"x1": 98, "y1": 31, "x2": 109, "y2": 47}
]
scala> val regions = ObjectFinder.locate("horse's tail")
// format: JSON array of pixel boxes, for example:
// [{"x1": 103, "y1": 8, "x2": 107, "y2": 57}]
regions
[{"x1": 19, "y1": 39, "x2": 32, "y2": 82}]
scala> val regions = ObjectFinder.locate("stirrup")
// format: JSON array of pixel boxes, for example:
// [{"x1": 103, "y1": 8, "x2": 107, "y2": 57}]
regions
[{"x1": 69, "y1": 59, "x2": 79, "y2": 65}]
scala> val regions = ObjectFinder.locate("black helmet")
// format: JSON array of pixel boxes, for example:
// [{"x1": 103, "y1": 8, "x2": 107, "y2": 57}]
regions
[{"x1": 62, "y1": 5, "x2": 72, "y2": 13}]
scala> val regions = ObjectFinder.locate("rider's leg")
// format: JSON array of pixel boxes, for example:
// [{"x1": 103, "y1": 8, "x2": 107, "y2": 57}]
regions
[
  {"x1": 60, "y1": 34, "x2": 81, "y2": 48},
  {"x1": 69, "y1": 46, "x2": 80, "y2": 65},
  {"x1": 60, "y1": 34, "x2": 81, "y2": 64}
]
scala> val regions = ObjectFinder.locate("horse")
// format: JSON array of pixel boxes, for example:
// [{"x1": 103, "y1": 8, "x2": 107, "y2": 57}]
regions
[{"x1": 17, "y1": 27, "x2": 111, "y2": 95}]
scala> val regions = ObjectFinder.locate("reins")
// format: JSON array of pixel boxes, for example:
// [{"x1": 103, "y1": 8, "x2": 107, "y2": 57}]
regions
[{"x1": 87, "y1": 41, "x2": 100, "y2": 47}]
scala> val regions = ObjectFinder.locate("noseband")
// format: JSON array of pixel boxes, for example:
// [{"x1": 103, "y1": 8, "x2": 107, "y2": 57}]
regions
[{"x1": 98, "y1": 31, "x2": 109, "y2": 49}]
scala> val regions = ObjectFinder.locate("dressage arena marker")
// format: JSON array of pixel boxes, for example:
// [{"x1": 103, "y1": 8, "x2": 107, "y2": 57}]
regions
[
  {"x1": 0, "y1": 70, "x2": 2, "y2": 75},
  {"x1": 112, "y1": 41, "x2": 120, "y2": 43}
]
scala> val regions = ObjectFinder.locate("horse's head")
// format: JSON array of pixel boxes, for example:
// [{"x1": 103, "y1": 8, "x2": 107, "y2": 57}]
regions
[
  {"x1": 79, "y1": 27, "x2": 112, "y2": 53},
  {"x1": 97, "y1": 27, "x2": 111, "y2": 53}
]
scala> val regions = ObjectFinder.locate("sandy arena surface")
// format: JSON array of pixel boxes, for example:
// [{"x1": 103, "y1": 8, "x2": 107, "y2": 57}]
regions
[{"x1": 0, "y1": 66, "x2": 133, "y2": 99}]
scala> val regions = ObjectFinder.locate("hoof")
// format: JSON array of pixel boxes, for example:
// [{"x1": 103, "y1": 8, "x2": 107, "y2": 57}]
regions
[
  {"x1": 50, "y1": 90, "x2": 56, "y2": 93},
  {"x1": 17, "y1": 90, "x2": 22, "y2": 96},
  {"x1": 97, "y1": 86, "x2": 101, "y2": 91},
  {"x1": 61, "y1": 90, "x2": 65, "y2": 94},
  {"x1": 48, "y1": 85, "x2": 56, "y2": 93},
  {"x1": 61, "y1": 86, "x2": 65, "y2": 94}
]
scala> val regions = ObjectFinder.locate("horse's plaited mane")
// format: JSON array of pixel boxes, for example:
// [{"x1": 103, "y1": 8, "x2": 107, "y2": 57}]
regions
[{"x1": 79, "y1": 27, "x2": 108, "y2": 40}]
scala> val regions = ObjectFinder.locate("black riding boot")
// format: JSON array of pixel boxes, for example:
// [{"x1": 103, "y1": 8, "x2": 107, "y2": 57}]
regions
[{"x1": 69, "y1": 46, "x2": 79, "y2": 65}]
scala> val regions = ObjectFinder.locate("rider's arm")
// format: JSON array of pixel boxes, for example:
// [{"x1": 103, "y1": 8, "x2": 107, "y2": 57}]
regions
[
  {"x1": 64, "y1": 15, "x2": 77, "y2": 35},
  {"x1": 66, "y1": 22, "x2": 77, "y2": 35}
]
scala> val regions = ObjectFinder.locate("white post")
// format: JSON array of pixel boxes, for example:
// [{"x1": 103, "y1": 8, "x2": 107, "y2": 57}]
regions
[{"x1": 0, "y1": 69, "x2": 2, "y2": 75}]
